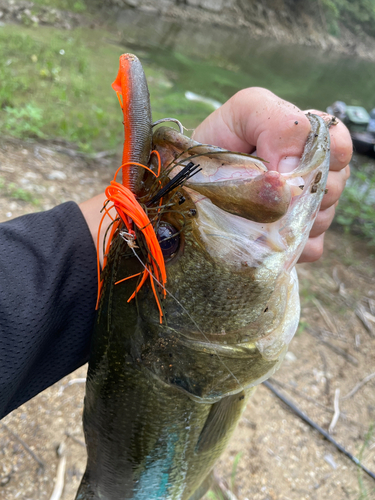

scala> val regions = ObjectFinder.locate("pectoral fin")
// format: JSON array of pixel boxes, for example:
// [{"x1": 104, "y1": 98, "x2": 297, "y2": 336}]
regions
[{"x1": 195, "y1": 391, "x2": 248, "y2": 454}]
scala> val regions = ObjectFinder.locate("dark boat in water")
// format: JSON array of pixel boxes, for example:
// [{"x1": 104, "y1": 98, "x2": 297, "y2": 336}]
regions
[{"x1": 327, "y1": 101, "x2": 375, "y2": 155}]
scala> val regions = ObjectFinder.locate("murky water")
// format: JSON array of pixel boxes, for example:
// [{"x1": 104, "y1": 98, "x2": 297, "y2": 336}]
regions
[{"x1": 113, "y1": 9, "x2": 375, "y2": 112}]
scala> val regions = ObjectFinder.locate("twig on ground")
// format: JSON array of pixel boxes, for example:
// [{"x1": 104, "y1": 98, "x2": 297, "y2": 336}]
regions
[
  {"x1": 364, "y1": 310, "x2": 375, "y2": 324},
  {"x1": 342, "y1": 372, "x2": 375, "y2": 400},
  {"x1": 49, "y1": 442, "x2": 67, "y2": 500},
  {"x1": 368, "y1": 298, "x2": 375, "y2": 316},
  {"x1": 65, "y1": 431, "x2": 86, "y2": 448},
  {"x1": 263, "y1": 380, "x2": 375, "y2": 481},
  {"x1": 320, "y1": 330, "x2": 348, "y2": 343},
  {"x1": 332, "y1": 266, "x2": 347, "y2": 297},
  {"x1": 1, "y1": 423, "x2": 45, "y2": 469},
  {"x1": 355, "y1": 304, "x2": 375, "y2": 337},
  {"x1": 269, "y1": 379, "x2": 334, "y2": 413},
  {"x1": 355, "y1": 333, "x2": 361, "y2": 348},
  {"x1": 57, "y1": 377, "x2": 86, "y2": 396},
  {"x1": 312, "y1": 297, "x2": 338, "y2": 334},
  {"x1": 328, "y1": 388, "x2": 341, "y2": 434},
  {"x1": 307, "y1": 329, "x2": 359, "y2": 366},
  {"x1": 319, "y1": 350, "x2": 331, "y2": 396}
]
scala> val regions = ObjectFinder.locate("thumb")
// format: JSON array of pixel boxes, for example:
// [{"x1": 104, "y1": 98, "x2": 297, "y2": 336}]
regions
[{"x1": 193, "y1": 87, "x2": 311, "y2": 172}]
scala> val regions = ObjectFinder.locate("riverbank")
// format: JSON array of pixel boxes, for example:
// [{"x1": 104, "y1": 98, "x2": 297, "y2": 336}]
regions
[
  {"x1": 103, "y1": 0, "x2": 375, "y2": 61},
  {"x1": 2, "y1": 0, "x2": 375, "y2": 61}
]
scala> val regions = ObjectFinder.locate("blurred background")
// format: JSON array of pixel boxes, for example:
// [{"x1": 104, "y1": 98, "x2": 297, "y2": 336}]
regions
[{"x1": 0, "y1": 1, "x2": 374, "y2": 499}]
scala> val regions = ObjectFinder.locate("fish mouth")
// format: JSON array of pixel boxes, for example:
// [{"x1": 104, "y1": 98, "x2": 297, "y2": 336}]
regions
[
  {"x1": 187, "y1": 170, "x2": 295, "y2": 223},
  {"x1": 153, "y1": 114, "x2": 326, "y2": 227},
  {"x1": 152, "y1": 113, "x2": 329, "y2": 261}
]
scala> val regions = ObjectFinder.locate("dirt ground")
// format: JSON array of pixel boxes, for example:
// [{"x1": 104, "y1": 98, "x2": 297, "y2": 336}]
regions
[{"x1": 0, "y1": 138, "x2": 374, "y2": 500}]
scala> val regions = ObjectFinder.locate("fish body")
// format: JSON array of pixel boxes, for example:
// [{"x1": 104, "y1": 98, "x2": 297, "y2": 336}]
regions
[{"x1": 76, "y1": 56, "x2": 330, "y2": 500}]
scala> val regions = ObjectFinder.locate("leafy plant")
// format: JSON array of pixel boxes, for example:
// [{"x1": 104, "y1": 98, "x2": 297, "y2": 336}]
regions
[
  {"x1": 3, "y1": 104, "x2": 46, "y2": 139},
  {"x1": 318, "y1": 0, "x2": 375, "y2": 38}
]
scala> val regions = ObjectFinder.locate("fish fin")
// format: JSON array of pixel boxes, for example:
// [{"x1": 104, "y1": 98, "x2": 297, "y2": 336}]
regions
[
  {"x1": 187, "y1": 471, "x2": 214, "y2": 500},
  {"x1": 195, "y1": 391, "x2": 247, "y2": 454}
]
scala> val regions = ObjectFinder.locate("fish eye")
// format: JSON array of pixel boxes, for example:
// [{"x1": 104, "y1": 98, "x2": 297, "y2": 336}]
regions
[{"x1": 156, "y1": 223, "x2": 180, "y2": 259}]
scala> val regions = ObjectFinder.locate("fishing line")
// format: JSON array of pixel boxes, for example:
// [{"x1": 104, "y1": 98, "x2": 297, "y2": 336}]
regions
[{"x1": 119, "y1": 231, "x2": 244, "y2": 392}]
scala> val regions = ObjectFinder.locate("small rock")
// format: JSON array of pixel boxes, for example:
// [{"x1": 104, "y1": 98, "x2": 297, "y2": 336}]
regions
[
  {"x1": 48, "y1": 170, "x2": 67, "y2": 181},
  {"x1": 324, "y1": 453, "x2": 337, "y2": 470},
  {"x1": 24, "y1": 171, "x2": 38, "y2": 180},
  {"x1": 285, "y1": 351, "x2": 297, "y2": 362}
]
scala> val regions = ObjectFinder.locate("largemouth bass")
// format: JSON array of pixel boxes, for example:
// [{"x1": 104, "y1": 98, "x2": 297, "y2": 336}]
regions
[{"x1": 76, "y1": 54, "x2": 330, "y2": 500}]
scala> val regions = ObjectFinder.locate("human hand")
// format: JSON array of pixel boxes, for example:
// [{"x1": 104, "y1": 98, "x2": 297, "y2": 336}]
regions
[{"x1": 192, "y1": 88, "x2": 352, "y2": 263}]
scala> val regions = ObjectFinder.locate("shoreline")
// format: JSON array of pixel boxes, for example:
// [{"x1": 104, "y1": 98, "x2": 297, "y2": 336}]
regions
[
  {"x1": 2, "y1": 0, "x2": 375, "y2": 61},
  {"x1": 105, "y1": 1, "x2": 375, "y2": 62}
]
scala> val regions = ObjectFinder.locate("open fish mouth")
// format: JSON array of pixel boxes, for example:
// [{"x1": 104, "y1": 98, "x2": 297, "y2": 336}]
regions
[
  {"x1": 124, "y1": 112, "x2": 331, "y2": 397},
  {"x1": 152, "y1": 112, "x2": 329, "y2": 258}
]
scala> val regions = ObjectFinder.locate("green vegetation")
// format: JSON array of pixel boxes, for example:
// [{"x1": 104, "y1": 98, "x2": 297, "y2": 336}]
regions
[
  {"x1": 0, "y1": 177, "x2": 40, "y2": 205},
  {"x1": 357, "y1": 422, "x2": 375, "y2": 499},
  {"x1": 0, "y1": 26, "x2": 119, "y2": 152},
  {"x1": 30, "y1": 0, "x2": 87, "y2": 12},
  {"x1": 0, "y1": 25, "x2": 212, "y2": 152},
  {"x1": 319, "y1": 0, "x2": 375, "y2": 37},
  {"x1": 335, "y1": 166, "x2": 375, "y2": 247}
]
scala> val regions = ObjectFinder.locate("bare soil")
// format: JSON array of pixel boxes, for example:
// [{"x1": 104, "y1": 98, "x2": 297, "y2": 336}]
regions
[{"x1": 0, "y1": 138, "x2": 374, "y2": 500}]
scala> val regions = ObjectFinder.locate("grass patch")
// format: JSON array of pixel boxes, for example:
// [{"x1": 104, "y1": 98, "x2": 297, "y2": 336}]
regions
[
  {"x1": 0, "y1": 25, "x2": 121, "y2": 152},
  {"x1": 335, "y1": 166, "x2": 375, "y2": 247},
  {"x1": 31, "y1": 0, "x2": 87, "y2": 12},
  {"x1": 0, "y1": 25, "x2": 213, "y2": 152},
  {"x1": 0, "y1": 177, "x2": 40, "y2": 206}
]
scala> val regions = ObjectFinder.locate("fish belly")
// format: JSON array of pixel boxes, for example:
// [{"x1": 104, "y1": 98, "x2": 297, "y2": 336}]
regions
[
  {"x1": 77, "y1": 351, "x2": 251, "y2": 499},
  {"x1": 76, "y1": 241, "x2": 251, "y2": 500}
]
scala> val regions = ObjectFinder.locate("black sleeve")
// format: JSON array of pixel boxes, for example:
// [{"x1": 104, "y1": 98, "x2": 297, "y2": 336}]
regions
[{"x1": 0, "y1": 202, "x2": 97, "y2": 419}]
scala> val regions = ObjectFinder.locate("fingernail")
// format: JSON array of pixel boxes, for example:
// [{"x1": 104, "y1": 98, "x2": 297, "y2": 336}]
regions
[{"x1": 278, "y1": 156, "x2": 300, "y2": 173}]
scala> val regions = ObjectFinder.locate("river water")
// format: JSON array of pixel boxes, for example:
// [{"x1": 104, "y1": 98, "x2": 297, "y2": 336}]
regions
[{"x1": 114, "y1": 9, "x2": 375, "y2": 113}]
